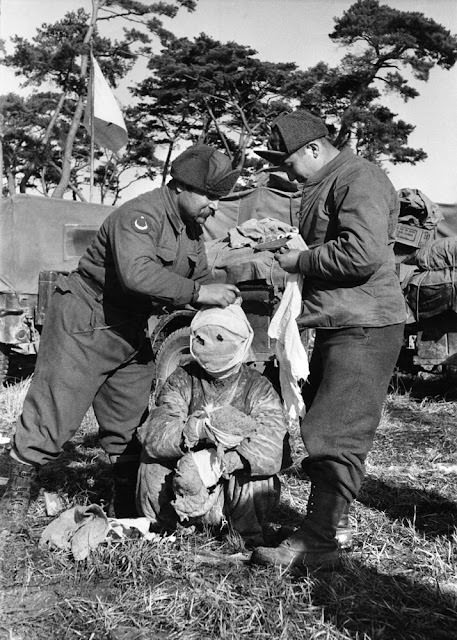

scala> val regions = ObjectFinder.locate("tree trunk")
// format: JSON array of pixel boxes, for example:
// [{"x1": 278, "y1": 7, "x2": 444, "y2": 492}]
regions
[
  {"x1": 161, "y1": 141, "x2": 175, "y2": 185},
  {"x1": 51, "y1": 0, "x2": 102, "y2": 198}
]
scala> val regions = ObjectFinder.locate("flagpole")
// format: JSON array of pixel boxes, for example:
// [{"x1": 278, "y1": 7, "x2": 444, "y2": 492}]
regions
[{"x1": 89, "y1": 47, "x2": 95, "y2": 203}]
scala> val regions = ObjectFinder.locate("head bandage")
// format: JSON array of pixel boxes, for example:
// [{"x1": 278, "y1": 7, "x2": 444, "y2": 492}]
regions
[{"x1": 190, "y1": 303, "x2": 254, "y2": 376}]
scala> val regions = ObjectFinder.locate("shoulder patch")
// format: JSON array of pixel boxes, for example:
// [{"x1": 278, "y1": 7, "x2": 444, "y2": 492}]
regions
[{"x1": 132, "y1": 215, "x2": 150, "y2": 233}]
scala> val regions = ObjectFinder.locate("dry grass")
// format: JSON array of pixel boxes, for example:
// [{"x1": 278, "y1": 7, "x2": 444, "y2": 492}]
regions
[{"x1": 1, "y1": 373, "x2": 457, "y2": 640}]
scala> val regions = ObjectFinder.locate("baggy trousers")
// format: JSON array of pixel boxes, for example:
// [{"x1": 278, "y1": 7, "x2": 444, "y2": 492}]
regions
[
  {"x1": 300, "y1": 324, "x2": 405, "y2": 502},
  {"x1": 14, "y1": 273, "x2": 155, "y2": 466},
  {"x1": 137, "y1": 457, "x2": 280, "y2": 541}
]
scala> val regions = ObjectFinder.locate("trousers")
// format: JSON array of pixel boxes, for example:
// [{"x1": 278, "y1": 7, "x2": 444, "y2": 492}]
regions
[
  {"x1": 137, "y1": 458, "x2": 280, "y2": 542},
  {"x1": 14, "y1": 273, "x2": 155, "y2": 466},
  {"x1": 300, "y1": 323, "x2": 404, "y2": 502}
]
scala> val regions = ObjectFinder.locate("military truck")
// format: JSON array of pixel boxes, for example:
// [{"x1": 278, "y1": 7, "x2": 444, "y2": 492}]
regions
[
  {"x1": 2, "y1": 187, "x2": 456, "y2": 387},
  {"x1": 0, "y1": 195, "x2": 113, "y2": 382},
  {"x1": 0, "y1": 187, "x2": 302, "y2": 386}
]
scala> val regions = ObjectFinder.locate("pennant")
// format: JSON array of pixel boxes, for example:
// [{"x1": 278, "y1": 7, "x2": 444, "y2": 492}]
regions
[{"x1": 85, "y1": 54, "x2": 128, "y2": 153}]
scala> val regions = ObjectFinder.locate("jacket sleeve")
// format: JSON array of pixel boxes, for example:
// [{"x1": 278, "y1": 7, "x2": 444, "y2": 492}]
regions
[
  {"x1": 136, "y1": 367, "x2": 192, "y2": 459},
  {"x1": 236, "y1": 375, "x2": 287, "y2": 476},
  {"x1": 297, "y1": 165, "x2": 396, "y2": 283},
  {"x1": 108, "y1": 199, "x2": 196, "y2": 306}
]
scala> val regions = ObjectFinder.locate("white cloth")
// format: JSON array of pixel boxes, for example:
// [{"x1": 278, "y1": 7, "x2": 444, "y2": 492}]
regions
[
  {"x1": 190, "y1": 301, "x2": 254, "y2": 375},
  {"x1": 268, "y1": 236, "x2": 309, "y2": 422},
  {"x1": 191, "y1": 448, "x2": 224, "y2": 487}
]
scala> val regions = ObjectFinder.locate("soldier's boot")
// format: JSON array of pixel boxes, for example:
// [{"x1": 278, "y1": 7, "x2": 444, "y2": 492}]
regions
[
  {"x1": 335, "y1": 502, "x2": 354, "y2": 550},
  {"x1": 108, "y1": 455, "x2": 140, "y2": 519},
  {"x1": 0, "y1": 457, "x2": 38, "y2": 533},
  {"x1": 251, "y1": 487, "x2": 348, "y2": 571}
]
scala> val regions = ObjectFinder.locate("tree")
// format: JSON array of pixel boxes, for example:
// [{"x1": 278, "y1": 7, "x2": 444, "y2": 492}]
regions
[
  {"x1": 1, "y1": 0, "x2": 196, "y2": 200},
  {"x1": 129, "y1": 0, "x2": 457, "y2": 179},
  {"x1": 129, "y1": 32, "x2": 303, "y2": 182},
  {"x1": 294, "y1": 0, "x2": 457, "y2": 164}
]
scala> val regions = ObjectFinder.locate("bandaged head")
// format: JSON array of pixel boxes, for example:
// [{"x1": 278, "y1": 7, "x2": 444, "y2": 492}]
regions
[{"x1": 190, "y1": 303, "x2": 254, "y2": 378}]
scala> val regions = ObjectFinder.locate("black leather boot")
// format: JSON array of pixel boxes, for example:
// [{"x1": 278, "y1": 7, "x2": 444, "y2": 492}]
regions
[
  {"x1": 108, "y1": 455, "x2": 140, "y2": 519},
  {"x1": 0, "y1": 457, "x2": 37, "y2": 533},
  {"x1": 251, "y1": 487, "x2": 348, "y2": 570}
]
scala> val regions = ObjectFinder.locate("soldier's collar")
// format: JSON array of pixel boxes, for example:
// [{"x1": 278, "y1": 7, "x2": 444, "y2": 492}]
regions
[{"x1": 161, "y1": 186, "x2": 185, "y2": 234}]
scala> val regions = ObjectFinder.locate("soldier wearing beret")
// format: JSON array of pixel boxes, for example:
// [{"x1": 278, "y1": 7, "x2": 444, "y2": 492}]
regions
[
  {"x1": 251, "y1": 110, "x2": 407, "y2": 570},
  {"x1": 0, "y1": 144, "x2": 241, "y2": 532}
]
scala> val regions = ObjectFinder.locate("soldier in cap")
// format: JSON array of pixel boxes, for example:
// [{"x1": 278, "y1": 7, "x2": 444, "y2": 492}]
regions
[
  {"x1": 251, "y1": 110, "x2": 407, "y2": 570},
  {"x1": 0, "y1": 144, "x2": 241, "y2": 532}
]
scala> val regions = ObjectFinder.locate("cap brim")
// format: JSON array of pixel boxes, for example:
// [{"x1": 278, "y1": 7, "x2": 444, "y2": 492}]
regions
[{"x1": 254, "y1": 148, "x2": 288, "y2": 165}]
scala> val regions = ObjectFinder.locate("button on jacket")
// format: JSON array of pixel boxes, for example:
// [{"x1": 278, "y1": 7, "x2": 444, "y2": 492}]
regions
[
  {"x1": 78, "y1": 186, "x2": 211, "y2": 314},
  {"x1": 296, "y1": 148, "x2": 407, "y2": 328}
]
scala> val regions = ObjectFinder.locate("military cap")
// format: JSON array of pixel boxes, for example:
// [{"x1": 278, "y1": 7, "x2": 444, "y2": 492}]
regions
[
  {"x1": 171, "y1": 144, "x2": 240, "y2": 199},
  {"x1": 255, "y1": 110, "x2": 329, "y2": 165}
]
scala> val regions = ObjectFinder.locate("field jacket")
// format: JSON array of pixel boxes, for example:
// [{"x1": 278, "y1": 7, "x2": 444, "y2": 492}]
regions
[
  {"x1": 296, "y1": 148, "x2": 407, "y2": 328},
  {"x1": 77, "y1": 187, "x2": 211, "y2": 315},
  {"x1": 137, "y1": 363, "x2": 288, "y2": 477}
]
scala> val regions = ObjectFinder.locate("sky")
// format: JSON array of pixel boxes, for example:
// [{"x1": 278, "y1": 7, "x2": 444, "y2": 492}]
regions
[{"x1": 1, "y1": 0, "x2": 457, "y2": 204}]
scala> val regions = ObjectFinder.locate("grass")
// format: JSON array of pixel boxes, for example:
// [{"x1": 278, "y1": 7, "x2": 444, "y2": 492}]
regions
[{"x1": 1, "y1": 373, "x2": 457, "y2": 640}]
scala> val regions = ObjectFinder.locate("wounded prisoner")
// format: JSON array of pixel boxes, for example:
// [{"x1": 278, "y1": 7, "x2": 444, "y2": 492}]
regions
[{"x1": 136, "y1": 303, "x2": 288, "y2": 546}]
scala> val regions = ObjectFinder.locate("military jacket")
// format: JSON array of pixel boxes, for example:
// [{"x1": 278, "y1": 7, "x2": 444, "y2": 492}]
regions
[
  {"x1": 296, "y1": 149, "x2": 407, "y2": 328},
  {"x1": 77, "y1": 187, "x2": 210, "y2": 314},
  {"x1": 138, "y1": 363, "x2": 288, "y2": 476}
]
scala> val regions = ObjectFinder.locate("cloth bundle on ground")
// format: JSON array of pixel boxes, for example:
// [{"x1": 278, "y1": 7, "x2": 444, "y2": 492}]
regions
[
  {"x1": 402, "y1": 237, "x2": 457, "y2": 321},
  {"x1": 205, "y1": 217, "x2": 296, "y2": 290},
  {"x1": 39, "y1": 504, "x2": 160, "y2": 560}
]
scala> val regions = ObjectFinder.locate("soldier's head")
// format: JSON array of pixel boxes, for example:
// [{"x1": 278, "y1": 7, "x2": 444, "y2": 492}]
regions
[
  {"x1": 255, "y1": 110, "x2": 337, "y2": 182},
  {"x1": 190, "y1": 302, "x2": 254, "y2": 379},
  {"x1": 170, "y1": 145, "x2": 240, "y2": 225}
]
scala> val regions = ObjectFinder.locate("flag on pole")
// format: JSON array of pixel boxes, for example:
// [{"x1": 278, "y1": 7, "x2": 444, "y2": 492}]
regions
[{"x1": 85, "y1": 54, "x2": 128, "y2": 153}]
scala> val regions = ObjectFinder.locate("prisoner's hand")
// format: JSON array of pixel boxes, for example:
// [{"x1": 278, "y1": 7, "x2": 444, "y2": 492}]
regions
[
  {"x1": 275, "y1": 249, "x2": 301, "y2": 273},
  {"x1": 196, "y1": 283, "x2": 240, "y2": 307},
  {"x1": 222, "y1": 451, "x2": 245, "y2": 479},
  {"x1": 182, "y1": 414, "x2": 207, "y2": 450}
]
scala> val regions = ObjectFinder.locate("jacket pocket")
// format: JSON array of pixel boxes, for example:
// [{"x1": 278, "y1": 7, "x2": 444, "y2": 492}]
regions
[
  {"x1": 187, "y1": 254, "x2": 197, "y2": 278},
  {"x1": 156, "y1": 245, "x2": 176, "y2": 266}
]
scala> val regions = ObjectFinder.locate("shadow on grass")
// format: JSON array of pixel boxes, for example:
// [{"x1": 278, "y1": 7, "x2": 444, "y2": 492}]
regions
[
  {"x1": 37, "y1": 438, "x2": 112, "y2": 508},
  {"x1": 358, "y1": 475, "x2": 457, "y2": 540},
  {"x1": 391, "y1": 371, "x2": 457, "y2": 401},
  {"x1": 310, "y1": 558, "x2": 457, "y2": 640}
]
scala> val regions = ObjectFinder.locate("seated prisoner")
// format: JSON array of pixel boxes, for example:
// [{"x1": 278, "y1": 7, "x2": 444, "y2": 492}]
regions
[{"x1": 135, "y1": 303, "x2": 288, "y2": 546}]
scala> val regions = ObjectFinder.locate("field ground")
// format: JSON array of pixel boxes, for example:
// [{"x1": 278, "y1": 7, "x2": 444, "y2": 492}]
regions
[{"x1": 0, "y1": 372, "x2": 457, "y2": 640}]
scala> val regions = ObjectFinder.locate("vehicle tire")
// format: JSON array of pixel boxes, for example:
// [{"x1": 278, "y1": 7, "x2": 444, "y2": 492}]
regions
[
  {"x1": 154, "y1": 327, "x2": 192, "y2": 397},
  {"x1": 0, "y1": 343, "x2": 11, "y2": 385}
]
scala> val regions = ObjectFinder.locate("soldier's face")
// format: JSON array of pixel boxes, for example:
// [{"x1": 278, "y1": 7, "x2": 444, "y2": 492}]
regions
[
  {"x1": 178, "y1": 188, "x2": 219, "y2": 225},
  {"x1": 282, "y1": 144, "x2": 321, "y2": 181}
]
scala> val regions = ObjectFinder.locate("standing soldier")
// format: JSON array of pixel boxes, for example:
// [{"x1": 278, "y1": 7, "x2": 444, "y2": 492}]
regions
[
  {"x1": 251, "y1": 110, "x2": 406, "y2": 570},
  {"x1": 0, "y1": 144, "x2": 241, "y2": 532}
]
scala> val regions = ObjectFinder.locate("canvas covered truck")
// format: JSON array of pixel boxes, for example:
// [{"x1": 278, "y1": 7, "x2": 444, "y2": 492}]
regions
[
  {"x1": 1, "y1": 186, "x2": 457, "y2": 386},
  {"x1": 0, "y1": 195, "x2": 114, "y2": 382}
]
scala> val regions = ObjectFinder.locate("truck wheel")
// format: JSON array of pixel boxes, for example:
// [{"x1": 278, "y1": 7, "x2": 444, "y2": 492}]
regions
[
  {"x1": 154, "y1": 327, "x2": 192, "y2": 397},
  {"x1": 0, "y1": 343, "x2": 11, "y2": 385}
]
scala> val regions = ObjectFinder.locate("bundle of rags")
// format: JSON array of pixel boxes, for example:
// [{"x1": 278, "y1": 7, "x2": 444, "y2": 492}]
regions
[{"x1": 172, "y1": 404, "x2": 257, "y2": 522}]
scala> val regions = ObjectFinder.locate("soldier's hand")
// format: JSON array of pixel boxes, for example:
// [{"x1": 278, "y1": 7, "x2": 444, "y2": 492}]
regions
[
  {"x1": 275, "y1": 248, "x2": 301, "y2": 273},
  {"x1": 196, "y1": 283, "x2": 240, "y2": 307}
]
